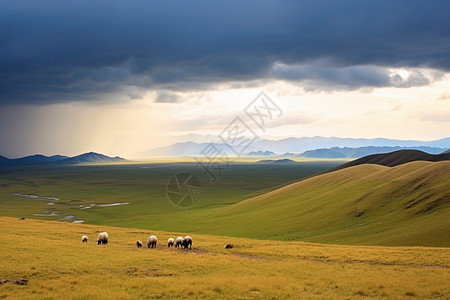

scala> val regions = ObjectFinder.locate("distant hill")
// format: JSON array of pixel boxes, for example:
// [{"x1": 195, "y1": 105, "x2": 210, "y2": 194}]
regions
[
  {"x1": 0, "y1": 154, "x2": 68, "y2": 165},
  {"x1": 256, "y1": 159, "x2": 297, "y2": 164},
  {"x1": 0, "y1": 152, "x2": 124, "y2": 166},
  {"x1": 15, "y1": 154, "x2": 69, "y2": 164},
  {"x1": 300, "y1": 146, "x2": 446, "y2": 158},
  {"x1": 332, "y1": 149, "x2": 450, "y2": 171},
  {"x1": 442, "y1": 149, "x2": 450, "y2": 154},
  {"x1": 247, "y1": 150, "x2": 276, "y2": 156},
  {"x1": 54, "y1": 152, "x2": 125, "y2": 164},
  {"x1": 300, "y1": 148, "x2": 347, "y2": 158}
]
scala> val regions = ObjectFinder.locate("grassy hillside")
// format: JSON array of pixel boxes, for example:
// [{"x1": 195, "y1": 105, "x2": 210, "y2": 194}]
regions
[
  {"x1": 1, "y1": 217, "x2": 449, "y2": 299},
  {"x1": 181, "y1": 161, "x2": 450, "y2": 246}
]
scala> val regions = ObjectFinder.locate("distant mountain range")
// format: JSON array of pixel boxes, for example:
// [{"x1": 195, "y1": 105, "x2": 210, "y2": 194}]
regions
[
  {"x1": 254, "y1": 136, "x2": 450, "y2": 154},
  {"x1": 298, "y1": 146, "x2": 446, "y2": 158},
  {"x1": 247, "y1": 151, "x2": 276, "y2": 156},
  {"x1": 137, "y1": 136, "x2": 450, "y2": 157},
  {"x1": 256, "y1": 159, "x2": 297, "y2": 164},
  {"x1": 331, "y1": 149, "x2": 450, "y2": 172},
  {"x1": 0, "y1": 152, "x2": 125, "y2": 166}
]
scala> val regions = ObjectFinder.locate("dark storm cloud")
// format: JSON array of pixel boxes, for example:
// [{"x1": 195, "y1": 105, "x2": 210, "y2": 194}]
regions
[
  {"x1": 272, "y1": 63, "x2": 446, "y2": 90},
  {"x1": 1, "y1": 0, "x2": 450, "y2": 104}
]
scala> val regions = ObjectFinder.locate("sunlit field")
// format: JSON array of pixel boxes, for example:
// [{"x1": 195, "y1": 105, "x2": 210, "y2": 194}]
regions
[{"x1": 1, "y1": 217, "x2": 449, "y2": 300}]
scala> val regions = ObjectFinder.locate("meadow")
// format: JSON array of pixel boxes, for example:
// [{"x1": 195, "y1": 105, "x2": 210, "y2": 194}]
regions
[
  {"x1": 1, "y1": 160, "x2": 450, "y2": 247},
  {"x1": 0, "y1": 160, "x2": 341, "y2": 231},
  {"x1": 1, "y1": 217, "x2": 449, "y2": 300}
]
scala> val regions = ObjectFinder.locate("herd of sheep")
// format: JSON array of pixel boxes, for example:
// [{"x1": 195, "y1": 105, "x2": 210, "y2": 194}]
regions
[{"x1": 81, "y1": 232, "x2": 193, "y2": 249}]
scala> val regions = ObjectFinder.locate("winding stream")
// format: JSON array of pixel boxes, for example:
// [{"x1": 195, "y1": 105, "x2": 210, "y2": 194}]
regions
[{"x1": 11, "y1": 193, "x2": 130, "y2": 223}]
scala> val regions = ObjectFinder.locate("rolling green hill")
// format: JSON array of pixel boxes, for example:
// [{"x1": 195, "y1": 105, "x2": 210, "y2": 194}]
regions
[{"x1": 183, "y1": 161, "x2": 450, "y2": 246}]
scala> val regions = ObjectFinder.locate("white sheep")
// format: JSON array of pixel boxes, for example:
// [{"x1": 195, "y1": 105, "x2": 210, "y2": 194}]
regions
[
  {"x1": 136, "y1": 240, "x2": 143, "y2": 248},
  {"x1": 182, "y1": 236, "x2": 192, "y2": 249},
  {"x1": 97, "y1": 232, "x2": 109, "y2": 245},
  {"x1": 168, "y1": 238, "x2": 174, "y2": 247},
  {"x1": 175, "y1": 236, "x2": 183, "y2": 248},
  {"x1": 147, "y1": 235, "x2": 157, "y2": 248},
  {"x1": 81, "y1": 235, "x2": 88, "y2": 243}
]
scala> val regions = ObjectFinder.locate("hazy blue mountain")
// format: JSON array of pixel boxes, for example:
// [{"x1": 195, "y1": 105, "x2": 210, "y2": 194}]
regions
[
  {"x1": 253, "y1": 137, "x2": 450, "y2": 154},
  {"x1": 256, "y1": 159, "x2": 297, "y2": 164},
  {"x1": 0, "y1": 152, "x2": 124, "y2": 166},
  {"x1": 56, "y1": 152, "x2": 125, "y2": 164},
  {"x1": 15, "y1": 154, "x2": 69, "y2": 164},
  {"x1": 300, "y1": 148, "x2": 347, "y2": 158},
  {"x1": 139, "y1": 136, "x2": 450, "y2": 157},
  {"x1": 300, "y1": 146, "x2": 446, "y2": 158},
  {"x1": 442, "y1": 149, "x2": 450, "y2": 154},
  {"x1": 428, "y1": 137, "x2": 450, "y2": 148},
  {"x1": 278, "y1": 152, "x2": 298, "y2": 157},
  {"x1": 0, "y1": 154, "x2": 69, "y2": 165},
  {"x1": 247, "y1": 150, "x2": 276, "y2": 156},
  {"x1": 45, "y1": 155, "x2": 68, "y2": 161}
]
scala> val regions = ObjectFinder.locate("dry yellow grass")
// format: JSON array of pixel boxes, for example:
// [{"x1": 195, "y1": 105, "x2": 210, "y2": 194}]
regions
[{"x1": 0, "y1": 217, "x2": 449, "y2": 299}]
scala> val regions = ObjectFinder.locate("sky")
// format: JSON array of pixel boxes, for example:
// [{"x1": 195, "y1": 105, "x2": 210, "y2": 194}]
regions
[{"x1": 1, "y1": 0, "x2": 450, "y2": 158}]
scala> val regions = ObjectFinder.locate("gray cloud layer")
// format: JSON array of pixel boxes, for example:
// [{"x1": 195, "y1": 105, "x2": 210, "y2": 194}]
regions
[
  {"x1": 1, "y1": 0, "x2": 449, "y2": 104},
  {"x1": 272, "y1": 63, "x2": 445, "y2": 91}
]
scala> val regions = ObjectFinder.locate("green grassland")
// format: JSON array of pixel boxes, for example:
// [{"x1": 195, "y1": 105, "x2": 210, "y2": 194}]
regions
[
  {"x1": 0, "y1": 160, "x2": 340, "y2": 231},
  {"x1": 1, "y1": 160, "x2": 450, "y2": 247},
  {"x1": 1, "y1": 217, "x2": 449, "y2": 300}
]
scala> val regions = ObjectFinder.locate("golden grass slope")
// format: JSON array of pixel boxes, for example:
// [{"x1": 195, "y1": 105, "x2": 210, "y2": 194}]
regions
[
  {"x1": 193, "y1": 161, "x2": 450, "y2": 246},
  {"x1": 0, "y1": 217, "x2": 449, "y2": 300}
]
